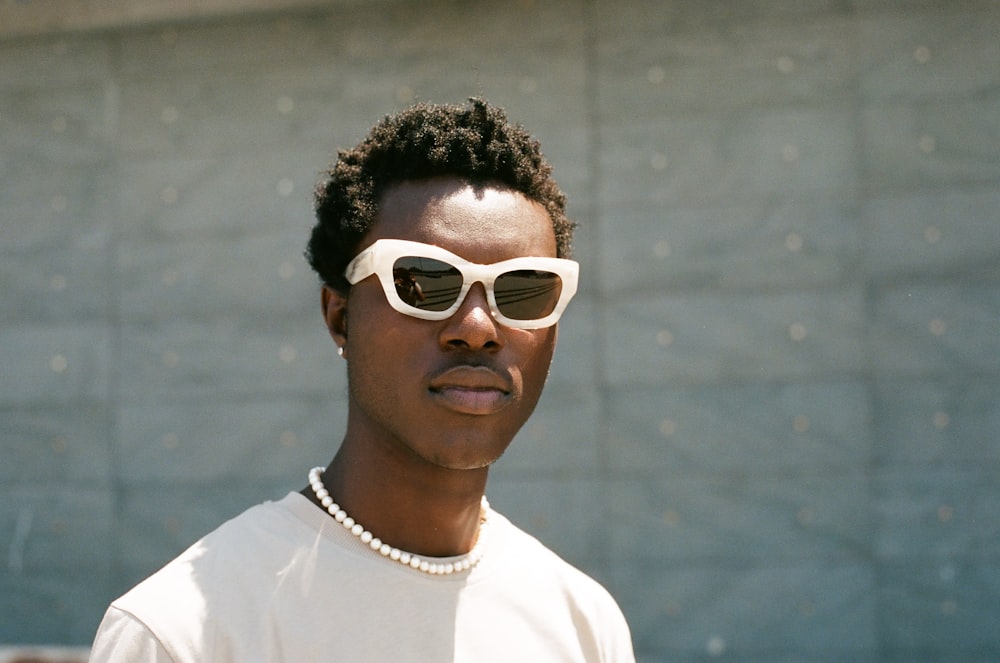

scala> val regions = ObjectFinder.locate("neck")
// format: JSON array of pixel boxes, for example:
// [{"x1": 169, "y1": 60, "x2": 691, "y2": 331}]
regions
[{"x1": 302, "y1": 432, "x2": 489, "y2": 558}]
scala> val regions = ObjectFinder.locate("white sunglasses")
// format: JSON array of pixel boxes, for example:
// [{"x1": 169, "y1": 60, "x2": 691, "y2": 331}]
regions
[{"x1": 344, "y1": 239, "x2": 579, "y2": 329}]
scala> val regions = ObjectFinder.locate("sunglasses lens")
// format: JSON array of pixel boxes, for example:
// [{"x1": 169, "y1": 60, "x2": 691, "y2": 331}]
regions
[
  {"x1": 494, "y1": 270, "x2": 563, "y2": 320},
  {"x1": 392, "y1": 257, "x2": 463, "y2": 312},
  {"x1": 390, "y1": 255, "x2": 565, "y2": 323}
]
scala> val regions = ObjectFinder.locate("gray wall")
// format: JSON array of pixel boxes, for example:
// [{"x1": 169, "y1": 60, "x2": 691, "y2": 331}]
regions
[{"x1": 2, "y1": 1, "x2": 999, "y2": 660}]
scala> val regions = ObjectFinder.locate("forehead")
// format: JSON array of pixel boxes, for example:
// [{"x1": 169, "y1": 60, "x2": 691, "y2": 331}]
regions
[{"x1": 370, "y1": 177, "x2": 557, "y2": 261}]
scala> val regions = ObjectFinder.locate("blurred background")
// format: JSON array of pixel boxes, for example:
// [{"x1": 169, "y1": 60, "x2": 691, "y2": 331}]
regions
[{"x1": 2, "y1": 0, "x2": 998, "y2": 661}]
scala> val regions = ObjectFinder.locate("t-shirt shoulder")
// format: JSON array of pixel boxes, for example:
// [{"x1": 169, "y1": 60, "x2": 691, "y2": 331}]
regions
[
  {"x1": 486, "y1": 511, "x2": 627, "y2": 615},
  {"x1": 111, "y1": 495, "x2": 306, "y2": 617}
]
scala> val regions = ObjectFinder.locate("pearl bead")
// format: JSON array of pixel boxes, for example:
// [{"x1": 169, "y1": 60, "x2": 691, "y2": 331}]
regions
[{"x1": 307, "y1": 466, "x2": 487, "y2": 576}]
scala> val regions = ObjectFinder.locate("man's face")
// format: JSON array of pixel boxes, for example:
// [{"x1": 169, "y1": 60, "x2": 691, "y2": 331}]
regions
[{"x1": 334, "y1": 177, "x2": 561, "y2": 471}]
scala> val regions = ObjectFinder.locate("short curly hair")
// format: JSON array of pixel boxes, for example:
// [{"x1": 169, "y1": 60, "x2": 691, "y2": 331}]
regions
[{"x1": 306, "y1": 98, "x2": 574, "y2": 292}]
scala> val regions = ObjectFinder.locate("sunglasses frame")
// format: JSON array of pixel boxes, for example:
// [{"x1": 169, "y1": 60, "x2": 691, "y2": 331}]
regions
[{"x1": 344, "y1": 239, "x2": 579, "y2": 329}]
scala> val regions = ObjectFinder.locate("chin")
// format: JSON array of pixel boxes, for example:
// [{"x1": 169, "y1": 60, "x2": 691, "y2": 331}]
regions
[{"x1": 422, "y1": 439, "x2": 511, "y2": 471}]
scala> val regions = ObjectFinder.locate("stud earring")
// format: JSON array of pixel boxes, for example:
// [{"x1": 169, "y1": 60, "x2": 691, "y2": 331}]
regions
[{"x1": 337, "y1": 346, "x2": 345, "y2": 358}]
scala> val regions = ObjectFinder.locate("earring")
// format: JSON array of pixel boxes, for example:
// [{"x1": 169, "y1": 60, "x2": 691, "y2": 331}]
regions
[{"x1": 337, "y1": 346, "x2": 344, "y2": 358}]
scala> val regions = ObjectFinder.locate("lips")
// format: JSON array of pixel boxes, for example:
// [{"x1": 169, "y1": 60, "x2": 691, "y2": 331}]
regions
[{"x1": 428, "y1": 365, "x2": 513, "y2": 415}]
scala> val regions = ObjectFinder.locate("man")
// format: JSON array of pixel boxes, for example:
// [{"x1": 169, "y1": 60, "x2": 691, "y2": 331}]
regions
[{"x1": 90, "y1": 98, "x2": 635, "y2": 662}]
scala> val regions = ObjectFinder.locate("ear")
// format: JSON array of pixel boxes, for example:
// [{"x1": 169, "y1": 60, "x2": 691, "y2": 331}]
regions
[{"x1": 321, "y1": 285, "x2": 348, "y2": 355}]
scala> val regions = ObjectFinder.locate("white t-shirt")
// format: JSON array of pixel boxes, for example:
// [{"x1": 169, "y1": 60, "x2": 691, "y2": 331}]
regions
[{"x1": 89, "y1": 492, "x2": 635, "y2": 662}]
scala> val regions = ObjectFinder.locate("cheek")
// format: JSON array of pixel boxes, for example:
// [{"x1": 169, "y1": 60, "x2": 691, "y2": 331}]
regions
[
  {"x1": 345, "y1": 299, "x2": 411, "y2": 390},
  {"x1": 514, "y1": 329, "x2": 558, "y2": 398},
  {"x1": 345, "y1": 324, "x2": 428, "y2": 434}
]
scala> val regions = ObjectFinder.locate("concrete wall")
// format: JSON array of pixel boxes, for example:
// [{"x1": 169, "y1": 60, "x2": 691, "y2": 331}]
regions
[{"x1": 2, "y1": 1, "x2": 998, "y2": 660}]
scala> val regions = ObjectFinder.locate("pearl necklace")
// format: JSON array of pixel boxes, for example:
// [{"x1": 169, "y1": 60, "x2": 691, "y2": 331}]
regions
[{"x1": 308, "y1": 466, "x2": 489, "y2": 576}]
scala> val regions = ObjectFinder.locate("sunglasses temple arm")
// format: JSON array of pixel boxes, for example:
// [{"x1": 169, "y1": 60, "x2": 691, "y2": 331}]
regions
[{"x1": 344, "y1": 251, "x2": 376, "y2": 285}]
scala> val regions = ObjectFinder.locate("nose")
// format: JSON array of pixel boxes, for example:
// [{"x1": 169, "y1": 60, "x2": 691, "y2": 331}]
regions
[{"x1": 439, "y1": 283, "x2": 503, "y2": 351}]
